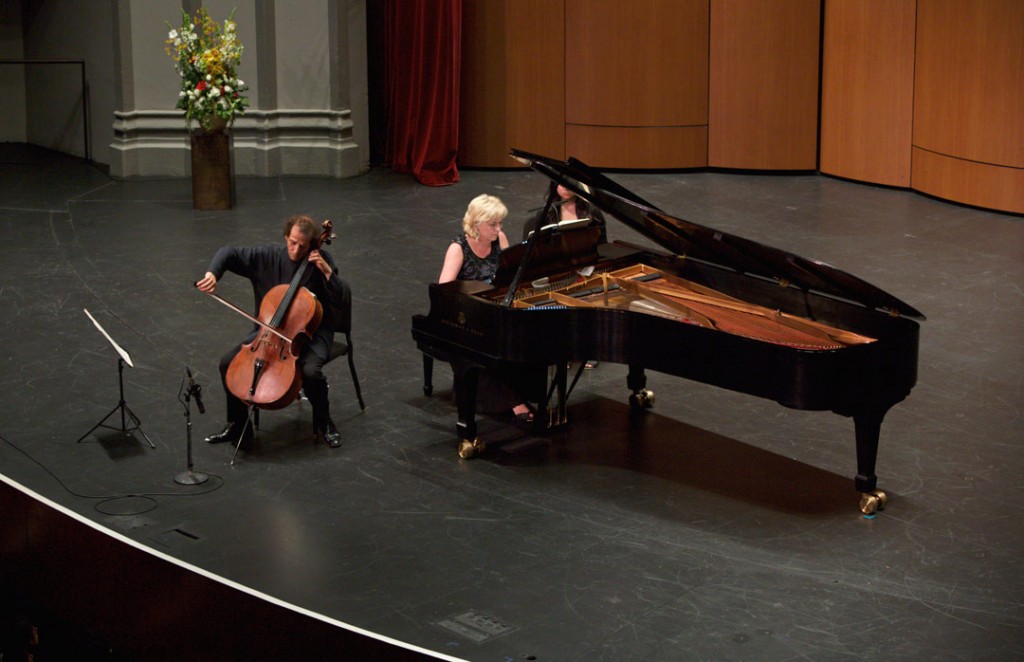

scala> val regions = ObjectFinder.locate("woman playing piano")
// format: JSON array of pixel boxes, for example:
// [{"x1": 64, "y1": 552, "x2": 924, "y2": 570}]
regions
[
  {"x1": 439, "y1": 194, "x2": 535, "y2": 422},
  {"x1": 439, "y1": 193, "x2": 510, "y2": 283}
]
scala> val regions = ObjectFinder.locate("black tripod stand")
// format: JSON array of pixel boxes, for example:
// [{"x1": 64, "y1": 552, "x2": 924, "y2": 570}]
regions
[
  {"x1": 77, "y1": 308, "x2": 155, "y2": 448},
  {"x1": 76, "y1": 357, "x2": 155, "y2": 448}
]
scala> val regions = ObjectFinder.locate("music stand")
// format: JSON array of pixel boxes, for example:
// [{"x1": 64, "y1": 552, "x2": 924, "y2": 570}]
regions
[{"x1": 76, "y1": 309, "x2": 155, "y2": 448}]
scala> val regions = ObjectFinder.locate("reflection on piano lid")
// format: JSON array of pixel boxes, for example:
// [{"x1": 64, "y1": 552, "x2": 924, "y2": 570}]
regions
[{"x1": 510, "y1": 149, "x2": 925, "y2": 320}]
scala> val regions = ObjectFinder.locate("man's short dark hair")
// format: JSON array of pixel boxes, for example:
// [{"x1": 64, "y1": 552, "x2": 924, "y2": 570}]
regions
[{"x1": 283, "y1": 215, "x2": 316, "y2": 240}]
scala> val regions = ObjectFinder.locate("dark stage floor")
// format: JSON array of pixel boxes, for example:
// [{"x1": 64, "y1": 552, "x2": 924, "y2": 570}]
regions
[{"x1": 1, "y1": 144, "x2": 1022, "y2": 660}]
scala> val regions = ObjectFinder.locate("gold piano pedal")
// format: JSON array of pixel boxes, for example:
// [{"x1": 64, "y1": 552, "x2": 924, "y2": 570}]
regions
[
  {"x1": 629, "y1": 389, "x2": 655, "y2": 410},
  {"x1": 547, "y1": 407, "x2": 568, "y2": 427},
  {"x1": 458, "y1": 438, "x2": 485, "y2": 459},
  {"x1": 859, "y1": 489, "x2": 888, "y2": 515}
]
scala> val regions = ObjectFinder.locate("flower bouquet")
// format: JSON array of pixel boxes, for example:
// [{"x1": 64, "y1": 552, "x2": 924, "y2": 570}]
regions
[{"x1": 165, "y1": 8, "x2": 249, "y2": 132}]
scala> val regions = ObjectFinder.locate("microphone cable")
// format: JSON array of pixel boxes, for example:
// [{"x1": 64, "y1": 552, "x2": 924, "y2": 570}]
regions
[{"x1": 0, "y1": 431, "x2": 223, "y2": 517}]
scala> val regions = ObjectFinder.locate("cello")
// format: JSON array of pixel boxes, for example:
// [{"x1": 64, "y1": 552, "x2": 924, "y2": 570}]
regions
[{"x1": 200, "y1": 220, "x2": 335, "y2": 412}]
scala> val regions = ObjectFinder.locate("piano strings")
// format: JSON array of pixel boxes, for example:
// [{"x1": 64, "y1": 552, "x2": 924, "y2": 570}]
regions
[{"x1": 501, "y1": 264, "x2": 875, "y2": 350}]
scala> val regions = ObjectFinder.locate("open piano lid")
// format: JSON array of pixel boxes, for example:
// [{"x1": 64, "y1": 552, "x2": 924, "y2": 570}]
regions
[{"x1": 510, "y1": 149, "x2": 925, "y2": 320}]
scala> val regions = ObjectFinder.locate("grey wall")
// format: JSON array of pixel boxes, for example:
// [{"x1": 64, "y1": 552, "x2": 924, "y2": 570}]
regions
[
  {"x1": 20, "y1": 0, "x2": 117, "y2": 164},
  {"x1": 0, "y1": 1, "x2": 27, "y2": 143},
  {"x1": 1, "y1": 0, "x2": 369, "y2": 178}
]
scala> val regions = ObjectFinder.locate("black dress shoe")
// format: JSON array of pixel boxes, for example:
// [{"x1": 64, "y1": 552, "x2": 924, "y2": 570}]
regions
[
  {"x1": 205, "y1": 422, "x2": 252, "y2": 445},
  {"x1": 322, "y1": 419, "x2": 342, "y2": 448}
]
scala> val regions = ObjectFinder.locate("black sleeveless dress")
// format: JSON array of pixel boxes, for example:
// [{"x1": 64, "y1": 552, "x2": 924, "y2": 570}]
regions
[
  {"x1": 448, "y1": 234, "x2": 542, "y2": 414},
  {"x1": 454, "y1": 234, "x2": 501, "y2": 283}
]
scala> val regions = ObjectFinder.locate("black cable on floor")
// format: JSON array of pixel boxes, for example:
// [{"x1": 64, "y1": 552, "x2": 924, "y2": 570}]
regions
[{"x1": 0, "y1": 431, "x2": 224, "y2": 517}]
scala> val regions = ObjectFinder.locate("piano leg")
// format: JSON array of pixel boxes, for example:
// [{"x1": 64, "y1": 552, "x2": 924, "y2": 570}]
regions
[
  {"x1": 453, "y1": 364, "x2": 483, "y2": 458},
  {"x1": 853, "y1": 405, "x2": 892, "y2": 515},
  {"x1": 627, "y1": 365, "x2": 655, "y2": 409},
  {"x1": 547, "y1": 363, "x2": 569, "y2": 427},
  {"x1": 422, "y1": 354, "x2": 434, "y2": 396}
]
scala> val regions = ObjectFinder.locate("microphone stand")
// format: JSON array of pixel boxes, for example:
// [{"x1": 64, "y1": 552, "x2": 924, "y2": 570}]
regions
[{"x1": 174, "y1": 369, "x2": 208, "y2": 485}]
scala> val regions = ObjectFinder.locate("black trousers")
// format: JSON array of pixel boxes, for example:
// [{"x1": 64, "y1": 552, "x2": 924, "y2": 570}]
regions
[
  {"x1": 219, "y1": 343, "x2": 331, "y2": 428},
  {"x1": 450, "y1": 360, "x2": 546, "y2": 415}
]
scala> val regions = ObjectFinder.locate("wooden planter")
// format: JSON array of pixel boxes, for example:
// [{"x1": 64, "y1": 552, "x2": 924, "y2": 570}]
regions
[{"x1": 190, "y1": 129, "x2": 233, "y2": 210}]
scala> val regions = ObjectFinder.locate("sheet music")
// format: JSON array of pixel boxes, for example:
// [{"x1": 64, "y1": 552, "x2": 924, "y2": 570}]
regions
[{"x1": 84, "y1": 308, "x2": 134, "y2": 367}]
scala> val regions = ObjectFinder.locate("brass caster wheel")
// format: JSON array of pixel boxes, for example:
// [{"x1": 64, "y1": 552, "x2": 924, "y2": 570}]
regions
[
  {"x1": 629, "y1": 389, "x2": 655, "y2": 410},
  {"x1": 859, "y1": 489, "x2": 888, "y2": 515},
  {"x1": 458, "y1": 438, "x2": 485, "y2": 459}
]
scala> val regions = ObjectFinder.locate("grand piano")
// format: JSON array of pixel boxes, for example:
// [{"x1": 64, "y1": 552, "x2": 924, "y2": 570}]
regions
[{"x1": 412, "y1": 150, "x2": 924, "y2": 514}]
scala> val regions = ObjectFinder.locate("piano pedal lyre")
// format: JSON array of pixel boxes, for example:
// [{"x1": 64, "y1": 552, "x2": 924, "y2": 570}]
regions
[
  {"x1": 629, "y1": 389, "x2": 656, "y2": 410},
  {"x1": 859, "y1": 489, "x2": 888, "y2": 516},
  {"x1": 458, "y1": 438, "x2": 485, "y2": 459}
]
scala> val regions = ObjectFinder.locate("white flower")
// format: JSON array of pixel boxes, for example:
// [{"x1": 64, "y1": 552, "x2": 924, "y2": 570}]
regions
[
  {"x1": 205, "y1": 74, "x2": 212, "y2": 81},
  {"x1": 179, "y1": 90, "x2": 186, "y2": 97},
  {"x1": 168, "y1": 29, "x2": 178, "y2": 39},
  {"x1": 223, "y1": 85, "x2": 232, "y2": 93},
  {"x1": 237, "y1": 79, "x2": 245, "y2": 87},
  {"x1": 210, "y1": 87, "x2": 221, "y2": 97}
]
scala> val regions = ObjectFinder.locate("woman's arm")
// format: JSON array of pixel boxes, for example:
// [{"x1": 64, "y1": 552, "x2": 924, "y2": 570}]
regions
[
  {"x1": 438, "y1": 242, "x2": 464, "y2": 283},
  {"x1": 498, "y1": 231, "x2": 510, "y2": 250}
]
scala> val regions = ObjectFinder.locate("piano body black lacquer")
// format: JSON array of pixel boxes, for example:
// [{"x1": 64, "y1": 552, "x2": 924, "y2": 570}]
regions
[{"x1": 412, "y1": 150, "x2": 924, "y2": 514}]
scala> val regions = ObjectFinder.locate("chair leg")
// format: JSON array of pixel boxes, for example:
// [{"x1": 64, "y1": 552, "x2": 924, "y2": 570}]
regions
[{"x1": 346, "y1": 334, "x2": 366, "y2": 410}]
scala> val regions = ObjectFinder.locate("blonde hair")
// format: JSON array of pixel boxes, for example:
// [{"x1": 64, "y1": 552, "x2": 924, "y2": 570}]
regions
[{"x1": 462, "y1": 194, "x2": 508, "y2": 239}]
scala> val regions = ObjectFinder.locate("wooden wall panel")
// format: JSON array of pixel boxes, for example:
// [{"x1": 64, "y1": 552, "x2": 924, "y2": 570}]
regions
[
  {"x1": 820, "y1": 0, "x2": 916, "y2": 187},
  {"x1": 458, "y1": 0, "x2": 509, "y2": 166},
  {"x1": 506, "y1": 0, "x2": 565, "y2": 161},
  {"x1": 459, "y1": 0, "x2": 564, "y2": 167},
  {"x1": 457, "y1": 0, "x2": 1022, "y2": 214},
  {"x1": 709, "y1": 0, "x2": 821, "y2": 170},
  {"x1": 913, "y1": 0, "x2": 1024, "y2": 168},
  {"x1": 567, "y1": 125, "x2": 707, "y2": 169},
  {"x1": 912, "y1": 147, "x2": 1024, "y2": 214},
  {"x1": 911, "y1": 0, "x2": 1024, "y2": 213},
  {"x1": 565, "y1": 0, "x2": 708, "y2": 128}
]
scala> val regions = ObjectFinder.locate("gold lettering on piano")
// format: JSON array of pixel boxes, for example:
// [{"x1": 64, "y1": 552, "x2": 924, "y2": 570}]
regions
[{"x1": 441, "y1": 316, "x2": 484, "y2": 337}]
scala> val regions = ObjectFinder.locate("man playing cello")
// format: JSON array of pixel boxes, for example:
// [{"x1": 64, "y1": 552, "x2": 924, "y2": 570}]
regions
[{"x1": 196, "y1": 215, "x2": 351, "y2": 448}]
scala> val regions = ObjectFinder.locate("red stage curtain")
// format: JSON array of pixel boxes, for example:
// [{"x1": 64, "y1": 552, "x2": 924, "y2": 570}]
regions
[{"x1": 384, "y1": 0, "x2": 462, "y2": 186}]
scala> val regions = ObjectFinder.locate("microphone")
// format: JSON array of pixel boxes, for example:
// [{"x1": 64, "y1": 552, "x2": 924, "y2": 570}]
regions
[{"x1": 186, "y1": 366, "x2": 205, "y2": 414}]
